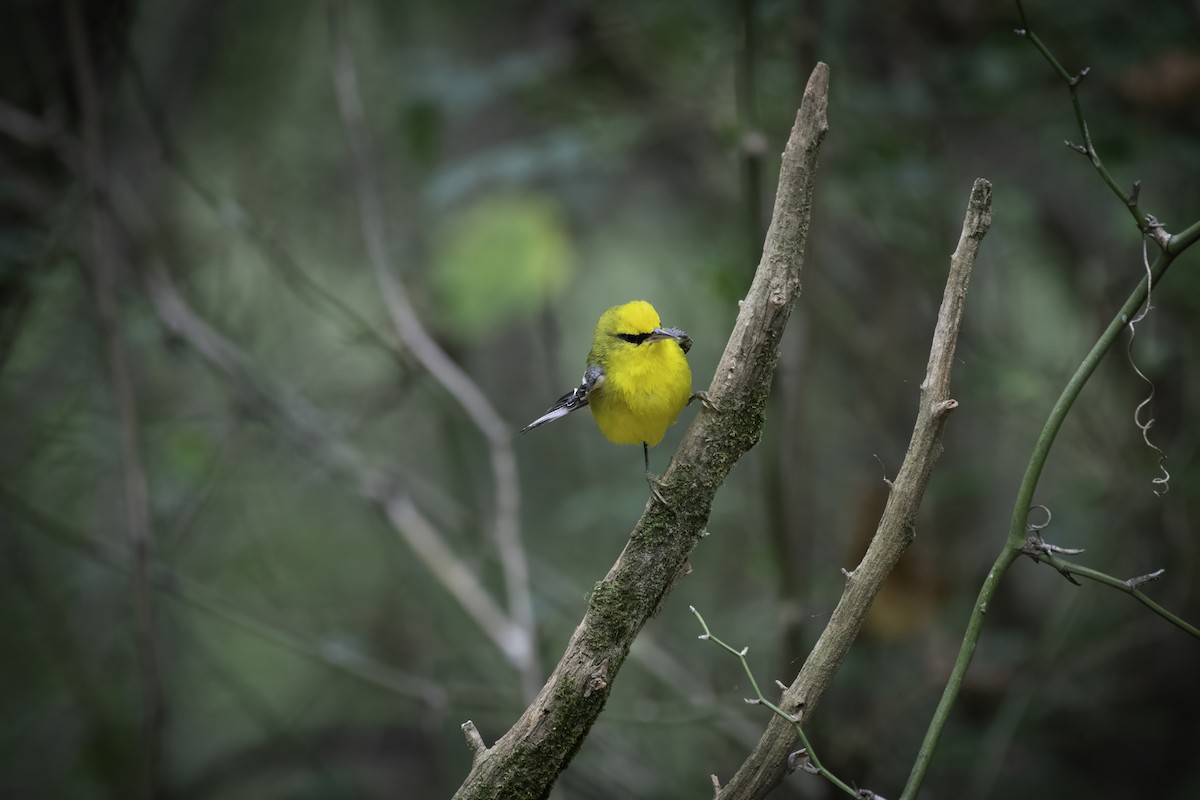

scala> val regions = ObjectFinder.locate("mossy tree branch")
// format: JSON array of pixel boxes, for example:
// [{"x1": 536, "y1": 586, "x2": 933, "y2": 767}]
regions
[
  {"x1": 451, "y1": 62, "x2": 830, "y2": 800},
  {"x1": 716, "y1": 178, "x2": 992, "y2": 800}
]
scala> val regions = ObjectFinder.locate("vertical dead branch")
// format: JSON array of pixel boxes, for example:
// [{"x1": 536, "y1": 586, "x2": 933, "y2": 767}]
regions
[
  {"x1": 64, "y1": 2, "x2": 166, "y2": 796},
  {"x1": 717, "y1": 178, "x2": 992, "y2": 800}
]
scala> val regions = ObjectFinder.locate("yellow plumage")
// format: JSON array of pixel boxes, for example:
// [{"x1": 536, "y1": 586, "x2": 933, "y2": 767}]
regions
[
  {"x1": 586, "y1": 301, "x2": 691, "y2": 446},
  {"x1": 521, "y1": 300, "x2": 694, "y2": 475}
]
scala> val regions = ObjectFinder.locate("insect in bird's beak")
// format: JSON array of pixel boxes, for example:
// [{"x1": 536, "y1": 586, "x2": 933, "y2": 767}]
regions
[{"x1": 647, "y1": 327, "x2": 692, "y2": 353}]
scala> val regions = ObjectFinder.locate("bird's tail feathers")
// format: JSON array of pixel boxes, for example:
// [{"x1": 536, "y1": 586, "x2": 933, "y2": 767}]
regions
[{"x1": 520, "y1": 405, "x2": 576, "y2": 433}]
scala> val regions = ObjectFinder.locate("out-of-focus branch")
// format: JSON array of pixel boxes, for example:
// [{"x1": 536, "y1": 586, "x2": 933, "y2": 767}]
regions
[
  {"x1": 175, "y1": 633, "x2": 353, "y2": 800},
  {"x1": 3, "y1": 510, "x2": 135, "y2": 794},
  {"x1": 139, "y1": 256, "x2": 534, "y2": 670},
  {"x1": 452, "y1": 61, "x2": 830, "y2": 800},
  {"x1": 64, "y1": 5, "x2": 166, "y2": 797},
  {"x1": 122, "y1": 59, "x2": 407, "y2": 365},
  {"x1": 2, "y1": 486, "x2": 447, "y2": 705},
  {"x1": 0, "y1": 97, "x2": 61, "y2": 145},
  {"x1": 736, "y1": 0, "x2": 766, "y2": 266},
  {"x1": 719, "y1": 178, "x2": 991, "y2": 800},
  {"x1": 325, "y1": 0, "x2": 539, "y2": 699},
  {"x1": 38, "y1": 104, "x2": 536, "y2": 695}
]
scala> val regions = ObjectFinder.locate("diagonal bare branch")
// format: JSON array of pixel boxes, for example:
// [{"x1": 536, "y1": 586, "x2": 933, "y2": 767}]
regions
[
  {"x1": 140, "y1": 258, "x2": 533, "y2": 668},
  {"x1": 123, "y1": 57, "x2": 408, "y2": 368},
  {"x1": 28, "y1": 90, "x2": 538, "y2": 696},
  {"x1": 718, "y1": 178, "x2": 991, "y2": 800},
  {"x1": 326, "y1": 0, "x2": 539, "y2": 698}
]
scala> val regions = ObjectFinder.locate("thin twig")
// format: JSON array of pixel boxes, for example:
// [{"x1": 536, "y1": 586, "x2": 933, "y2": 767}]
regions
[
  {"x1": 532, "y1": 557, "x2": 765, "y2": 749},
  {"x1": 326, "y1": 0, "x2": 539, "y2": 699},
  {"x1": 691, "y1": 607, "x2": 870, "y2": 799},
  {"x1": 1126, "y1": 568, "x2": 1165, "y2": 590},
  {"x1": 64, "y1": 4, "x2": 166, "y2": 796},
  {"x1": 1013, "y1": 0, "x2": 1167, "y2": 245},
  {"x1": 462, "y1": 721, "x2": 488, "y2": 766},
  {"x1": 122, "y1": 57, "x2": 407, "y2": 367},
  {"x1": 900, "y1": 15, "x2": 1200, "y2": 766},
  {"x1": 2, "y1": 485, "x2": 448, "y2": 704}
]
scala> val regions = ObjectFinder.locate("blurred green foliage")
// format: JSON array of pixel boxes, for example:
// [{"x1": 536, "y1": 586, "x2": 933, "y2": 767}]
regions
[
  {"x1": 1, "y1": 0, "x2": 1199, "y2": 799},
  {"x1": 431, "y1": 192, "x2": 571, "y2": 337}
]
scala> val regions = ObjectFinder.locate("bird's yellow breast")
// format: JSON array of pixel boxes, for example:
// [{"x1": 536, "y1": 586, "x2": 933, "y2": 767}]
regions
[{"x1": 589, "y1": 337, "x2": 692, "y2": 446}]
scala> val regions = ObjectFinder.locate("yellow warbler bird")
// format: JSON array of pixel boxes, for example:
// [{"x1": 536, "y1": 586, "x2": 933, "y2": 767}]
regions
[{"x1": 522, "y1": 300, "x2": 697, "y2": 493}]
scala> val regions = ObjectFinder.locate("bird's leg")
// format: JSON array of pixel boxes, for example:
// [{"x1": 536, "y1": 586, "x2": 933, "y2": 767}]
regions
[
  {"x1": 644, "y1": 442, "x2": 668, "y2": 506},
  {"x1": 688, "y1": 391, "x2": 718, "y2": 412}
]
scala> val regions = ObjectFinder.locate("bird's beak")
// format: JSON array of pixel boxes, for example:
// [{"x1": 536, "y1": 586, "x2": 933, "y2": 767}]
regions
[{"x1": 647, "y1": 326, "x2": 692, "y2": 353}]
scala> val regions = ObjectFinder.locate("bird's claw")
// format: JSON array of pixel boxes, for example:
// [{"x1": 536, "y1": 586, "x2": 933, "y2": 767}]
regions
[
  {"x1": 646, "y1": 473, "x2": 668, "y2": 507},
  {"x1": 689, "y1": 391, "x2": 719, "y2": 412}
]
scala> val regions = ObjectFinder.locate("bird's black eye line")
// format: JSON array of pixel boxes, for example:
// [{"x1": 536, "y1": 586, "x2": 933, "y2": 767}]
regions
[{"x1": 613, "y1": 332, "x2": 652, "y2": 345}]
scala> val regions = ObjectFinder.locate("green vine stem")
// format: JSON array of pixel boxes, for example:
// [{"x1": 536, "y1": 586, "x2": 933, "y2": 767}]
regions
[
  {"x1": 1014, "y1": 0, "x2": 1157, "y2": 239},
  {"x1": 1169, "y1": 217, "x2": 1200, "y2": 255},
  {"x1": 690, "y1": 607, "x2": 875, "y2": 799},
  {"x1": 900, "y1": 249, "x2": 1177, "y2": 800},
  {"x1": 1028, "y1": 554, "x2": 1200, "y2": 640}
]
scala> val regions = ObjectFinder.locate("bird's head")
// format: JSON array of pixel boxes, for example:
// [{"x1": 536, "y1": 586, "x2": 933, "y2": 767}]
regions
[{"x1": 593, "y1": 300, "x2": 692, "y2": 356}]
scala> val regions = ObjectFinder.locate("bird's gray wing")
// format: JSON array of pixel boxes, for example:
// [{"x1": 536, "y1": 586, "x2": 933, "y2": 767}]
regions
[{"x1": 520, "y1": 364, "x2": 604, "y2": 433}]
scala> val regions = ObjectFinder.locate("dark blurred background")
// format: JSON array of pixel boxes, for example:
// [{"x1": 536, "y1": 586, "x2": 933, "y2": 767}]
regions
[{"x1": 2, "y1": 0, "x2": 1199, "y2": 798}]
